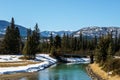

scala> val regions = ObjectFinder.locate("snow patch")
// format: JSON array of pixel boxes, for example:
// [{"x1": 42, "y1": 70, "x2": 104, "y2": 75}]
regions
[{"x1": 0, "y1": 54, "x2": 57, "y2": 74}]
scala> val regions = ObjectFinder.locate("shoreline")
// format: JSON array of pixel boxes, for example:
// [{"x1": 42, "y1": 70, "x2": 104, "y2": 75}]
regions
[
  {"x1": 86, "y1": 65, "x2": 103, "y2": 80},
  {"x1": 0, "y1": 63, "x2": 91, "y2": 80},
  {"x1": 87, "y1": 63, "x2": 120, "y2": 80},
  {"x1": 0, "y1": 54, "x2": 90, "y2": 80},
  {"x1": 1, "y1": 63, "x2": 89, "y2": 80},
  {"x1": 0, "y1": 54, "x2": 57, "y2": 74}
]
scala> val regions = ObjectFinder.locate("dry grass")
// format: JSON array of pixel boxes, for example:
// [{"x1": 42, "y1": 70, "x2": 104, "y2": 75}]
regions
[
  {"x1": 0, "y1": 72, "x2": 38, "y2": 80},
  {"x1": 89, "y1": 63, "x2": 120, "y2": 80},
  {"x1": 0, "y1": 61, "x2": 41, "y2": 67}
]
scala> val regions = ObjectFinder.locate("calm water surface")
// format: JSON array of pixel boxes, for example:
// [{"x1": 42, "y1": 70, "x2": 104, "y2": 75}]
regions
[{"x1": 21, "y1": 63, "x2": 91, "y2": 80}]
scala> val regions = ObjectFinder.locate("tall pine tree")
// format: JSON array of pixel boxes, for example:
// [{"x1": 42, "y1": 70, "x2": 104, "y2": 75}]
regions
[
  {"x1": 3, "y1": 18, "x2": 21, "y2": 54},
  {"x1": 23, "y1": 24, "x2": 40, "y2": 59}
]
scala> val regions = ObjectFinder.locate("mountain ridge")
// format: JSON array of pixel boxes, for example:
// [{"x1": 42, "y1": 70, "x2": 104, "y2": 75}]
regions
[
  {"x1": 0, "y1": 20, "x2": 120, "y2": 38},
  {"x1": 0, "y1": 20, "x2": 27, "y2": 36},
  {"x1": 0, "y1": 20, "x2": 74, "y2": 37},
  {"x1": 73, "y1": 26, "x2": 120, "y2": 38}
]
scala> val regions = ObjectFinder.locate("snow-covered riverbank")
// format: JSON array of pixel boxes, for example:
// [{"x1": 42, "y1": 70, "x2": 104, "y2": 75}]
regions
[
  {"x1": 0, "y1": 54, "x2": 57, "y2": 74},
  {"x1": 60, "y1": 57, "x2": 90, "y2": 63},
  {"x1": 0, "y1": 54, "x2": 90, "y2": 75}
]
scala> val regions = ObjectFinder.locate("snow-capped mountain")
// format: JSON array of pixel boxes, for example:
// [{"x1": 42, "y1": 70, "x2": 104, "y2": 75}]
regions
[
  {"x1": 0, "y1": 20, "x2": 73, "y2": 37},
  {"x1": 0, "y1": 20, "x2": 120, "y2": 38},
  {"x1": 41, "y1": 30, "x2": 73, "y2": 37},
  {"x1": 0, "y1": 20, "x2": 27, "y2": 36},
  {"x1": 73, "y1": 26, "x2": 120, "y2": 38}
]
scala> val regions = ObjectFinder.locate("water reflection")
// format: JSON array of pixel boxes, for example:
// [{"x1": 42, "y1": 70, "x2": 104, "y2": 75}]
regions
[{"x1": 21, "y1": 63, "x2": 91, "y2": 80}]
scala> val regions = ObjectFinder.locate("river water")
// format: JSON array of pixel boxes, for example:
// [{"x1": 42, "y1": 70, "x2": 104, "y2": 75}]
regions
[{"x1": 21, "y1": 63, "x2": 91, "y2": 80}]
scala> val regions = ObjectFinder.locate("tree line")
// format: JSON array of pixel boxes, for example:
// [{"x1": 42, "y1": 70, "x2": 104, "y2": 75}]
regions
[
  {"x1": 0, "y1": 18, "x2": 120, "y2": 63},
  {"x1": 41, "y1": 32, "x2": 97, "y2": 56}
]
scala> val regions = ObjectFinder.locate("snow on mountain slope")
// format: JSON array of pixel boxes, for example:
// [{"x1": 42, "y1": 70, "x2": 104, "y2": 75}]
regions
[
  {"x1": 73, "y1": 26, "x2": 120, "y2": 38},
  {"x1": 41, "y1": 30, "x2": 73, "y2": 37},
  {"x1": 0, "y1": 20, "x2": 27, "y2": 36},
  {"x1": 0, "y1": 20, "x2": 73, "y2": 37},
  {"x1": 0, "y1": 20, "x2": 120, "y2": 38}
]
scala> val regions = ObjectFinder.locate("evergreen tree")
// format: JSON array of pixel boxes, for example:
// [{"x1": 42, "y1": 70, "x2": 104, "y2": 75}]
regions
[
  {"x1": 15, "y1": 27, "x2": 21, "y2": 53},
  {"x1": 50, "y1": 46, "x2": 56, "y2": 56},
  {"x1": 90, "y1": 53, "x2": 94, "y2": 64},
  {"x1": 23, "y1": 24, "x2": 40, "y2": 59},
  {"x1": 104, "y1": 42, "x2": 114, "y2": 72},
  {"x1": 61, "y1": 33, "x2": 66, "y2": 50},
  {"x1": 73, "y1": 37, "x2": 77, "y2": 50},
  {"x1": 32, "y1": 23, "x2": 40, "y2": 52},
  {"x1": 79, "y1": 32, "x2": 82, "y2": 42},
  {"x1": 108, "y1": 42, "x2": 114, "y2": 57},
  {"x1": 95, "y1": 35, "x2": 111, "y2": 64},
  {"x1": 84, "y1": 36, "x2": 88, "y2": 50},
  {"x1": 54, "y1": 35, "x2": 61, "y2": 49},
  {"x1": 3, "y1": 18, "x2": 21, "y2": 54},
  {"x1": 114, "y1": 30, "x2": 118, "y2": 51},
  {"x1": 62, "y1": 33, "x2": 69, "y2": 51},
  {"x1": 94, "y1": 35, "x2": 97, "y2": 48},
  {"x1": 22, "y1": 37, "x2": 29, "y2": 58},
  {"x1": 11, "y1": 18, "x2": 15, "y2": 29},
  {"x1": 50, "y1": 32, "x2": 54, "y2": 49},
  {"x1": 27, "y1": 29, "x2": 32, "y2": 40},
  {"x1": 69, "y1": 35, "x2": 74, "y2": 51},
  {"x1": 66, "y1": 33, "x2": 70, "y2": 50},
  {"x1": 78, "y1": 32, "x2": 83, "y2": 50},
  {"x1": 118, "y1": 34, "x2": 120, "y2": 50}
]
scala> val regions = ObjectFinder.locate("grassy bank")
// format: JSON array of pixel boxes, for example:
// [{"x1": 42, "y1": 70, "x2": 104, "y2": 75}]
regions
[
  {"x1": 0, "y1": 61, "x2": 41, "y2": 67},
  {"x1": 89, "y1": 63, "x2": 120, "y2": 80},
  {"x1": 0, "y1": 72, "x2": 38, "y2": 80}
]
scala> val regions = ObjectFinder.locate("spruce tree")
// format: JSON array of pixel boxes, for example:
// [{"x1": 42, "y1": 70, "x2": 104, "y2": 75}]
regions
[
  {"x1": 104, "y1": 42, "x2": 114, "y2": 72},
  {"x1": 66, "y1": 33, "x2": 70, "y2": 50},
  {"x1": 23, "y1": 24, "x2": 40, "y2": 59},
  {"x1": 95, "y1": 35, "x2": 111, "y2": 64},
  {"x1": 61, "y1": 33, "x2": 67, "y2": 51},
  {"x1": 22, "y1": 37, "x2": 29, "y2": 58},
  {"x1": 108, "y1": 42, "x2": 114, "y2": 57},
  {"x1": 79, "y1": 32, "x2": 83, "y2": 50},
  {"x1": 54, "y1": 35, "x2": 61, "y2": 49},
  {"x1": 3, "y1": 18, "x2": 21, "y2": 54},
  {"x1": 90, "y1": 53, "x2": 94, "y2": 64},
  {"x1": 15, "y1": 27, "x2": 21, "y2": 53},
  {"x1": 50, "y1": 32, "x2": 53, "y2": 49},
  {"x1": 32, "y1": 23, "x2": 40, "y2": 52},
  {"x1": 27, "y1": 29, "x2": 32, "y2": 40}
]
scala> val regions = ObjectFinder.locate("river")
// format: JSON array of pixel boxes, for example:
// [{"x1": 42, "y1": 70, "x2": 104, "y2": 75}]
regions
[{"x1": 20, "y1": 63, "x2": 91, "y2": 80}]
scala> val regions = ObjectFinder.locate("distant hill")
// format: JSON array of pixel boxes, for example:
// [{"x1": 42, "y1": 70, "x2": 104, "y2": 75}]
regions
[
  {"x1": 0, "y1": 20, "x2": 27, "y2": 36},
  {"x1": 73, "y1": 26, "x2": 120, "y2": 38},
  {"x1": 0, "y1": 20, "x2": 120, "y2": 38},
  {"x1": 0, "y1": 20, "x2": 73, "y2": 37},
  {"x1": 41, "y1": 30, "x2": 73, "y2": 37}
]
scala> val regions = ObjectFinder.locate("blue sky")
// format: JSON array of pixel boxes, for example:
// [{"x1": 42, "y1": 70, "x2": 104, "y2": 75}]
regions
[{"x1": 0, "y1": 0, "x2": 120, "y2": 31}]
